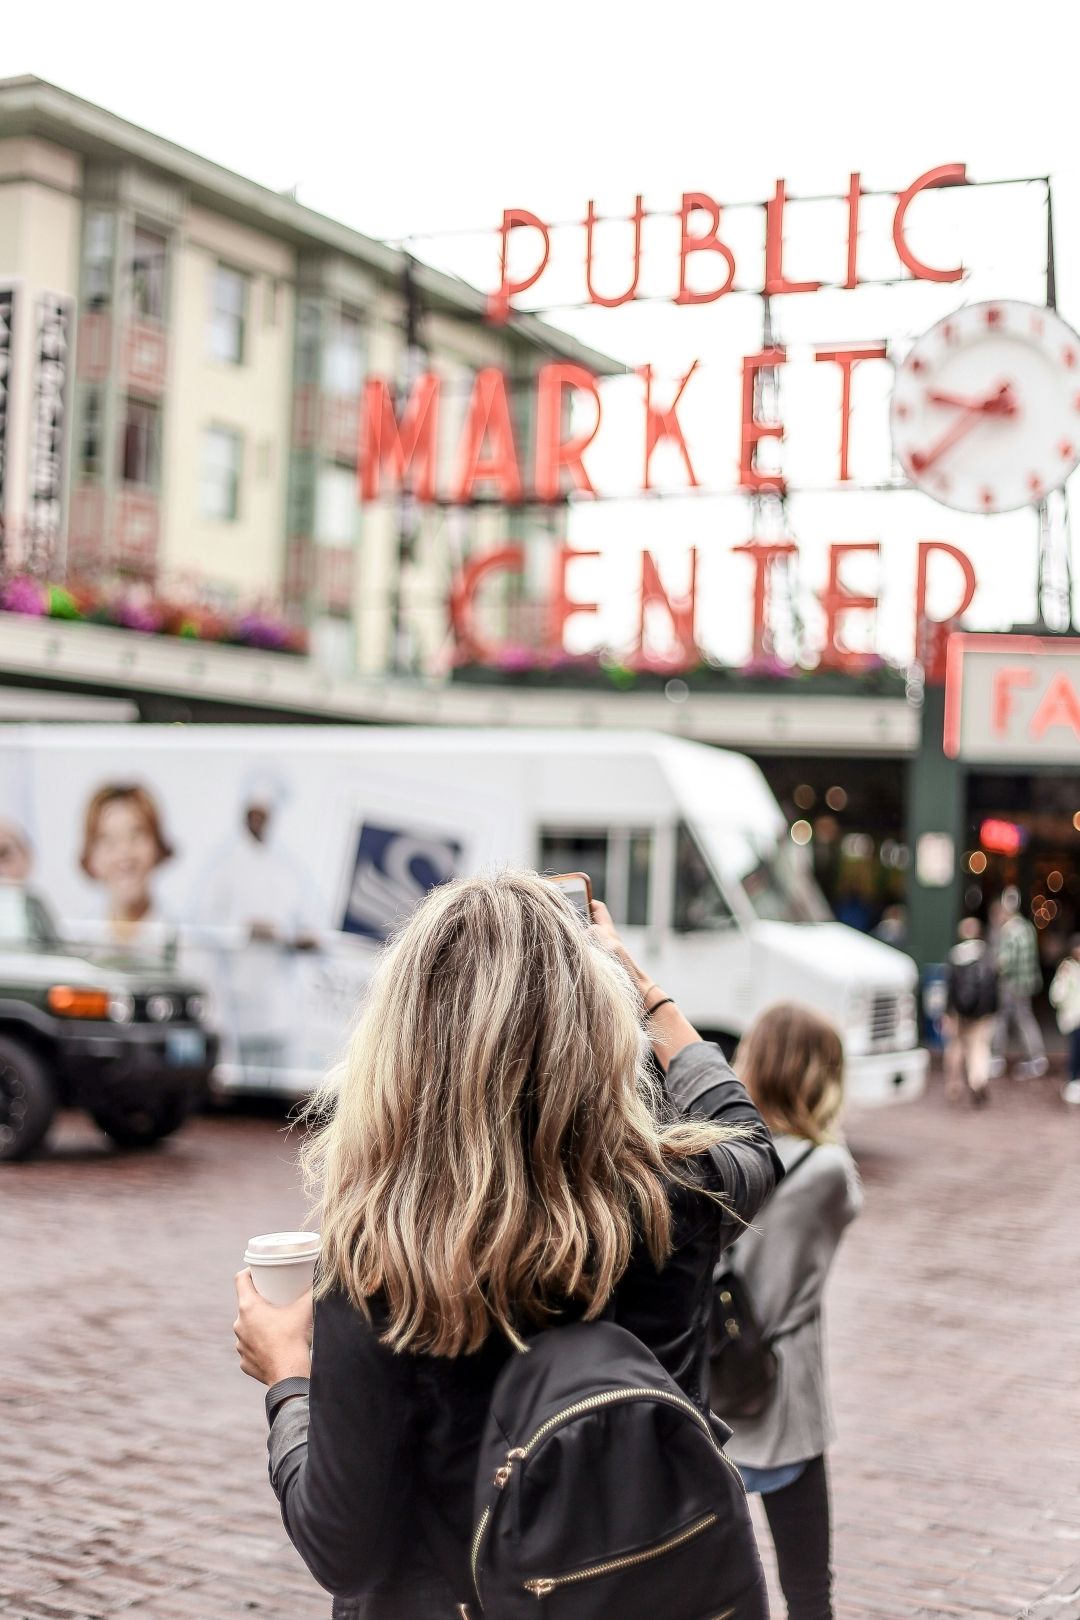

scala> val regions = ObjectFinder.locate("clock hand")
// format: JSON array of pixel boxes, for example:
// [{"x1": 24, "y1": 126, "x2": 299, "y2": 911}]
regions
[
  {"x1": 909, "y1": 382, "x2": 1018, "y2": 473},
  {"x1": 926, "y1": 381, "x2": 1019, "y2": 414}
]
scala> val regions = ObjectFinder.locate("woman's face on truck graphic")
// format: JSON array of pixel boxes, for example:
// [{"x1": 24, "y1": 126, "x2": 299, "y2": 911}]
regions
[{"x1": 84, "y1": 793, "x2": 169, "y2": 917}]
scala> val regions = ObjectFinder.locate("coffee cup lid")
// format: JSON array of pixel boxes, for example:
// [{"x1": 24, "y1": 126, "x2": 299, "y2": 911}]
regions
[{"x1": 245, "y1": 1231, "x2": 321, "y2": 1263}]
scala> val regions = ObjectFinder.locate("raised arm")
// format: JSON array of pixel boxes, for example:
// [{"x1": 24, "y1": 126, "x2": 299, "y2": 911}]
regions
[{"x1": 589, "y1": 900, "x2": 781, "y2": 1234}]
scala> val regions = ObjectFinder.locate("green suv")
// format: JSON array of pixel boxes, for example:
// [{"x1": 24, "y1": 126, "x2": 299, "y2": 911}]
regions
[{"x1": 0, "y1": 886, "x2": 218, "y2": 1160}]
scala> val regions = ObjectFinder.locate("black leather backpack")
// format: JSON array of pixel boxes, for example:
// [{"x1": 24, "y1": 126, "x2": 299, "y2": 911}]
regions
[{"x1": 462, "y1": 1318, "x2": 764, "y2": 1618}]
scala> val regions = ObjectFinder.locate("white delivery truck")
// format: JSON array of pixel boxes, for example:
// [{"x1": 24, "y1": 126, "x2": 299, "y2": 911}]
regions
[{"x1": 0, "y1": 726, "x2": 926, "y2": 1105}]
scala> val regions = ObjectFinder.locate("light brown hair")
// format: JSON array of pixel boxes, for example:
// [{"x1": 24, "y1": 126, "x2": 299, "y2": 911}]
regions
[
  {"x1": 80, "y1": 783, "x2": 174, "y2": 875},
  {"x1": 302, "y1": 870, "x2": 743, "y2": 1356},
  {"x1": 735, "y1": 1001, "x2": 844, "y2": 1145}
]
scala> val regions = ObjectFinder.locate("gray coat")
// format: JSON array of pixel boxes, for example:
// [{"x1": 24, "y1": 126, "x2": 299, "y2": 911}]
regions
[{"x1": 725, "y1": 1132, "x2": 862, "y2": 1470}]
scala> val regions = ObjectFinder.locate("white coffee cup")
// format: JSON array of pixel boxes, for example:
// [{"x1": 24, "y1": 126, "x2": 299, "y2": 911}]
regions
[{"x1": 244, "y1": 1231, "x2": 321, "y2": 1305}]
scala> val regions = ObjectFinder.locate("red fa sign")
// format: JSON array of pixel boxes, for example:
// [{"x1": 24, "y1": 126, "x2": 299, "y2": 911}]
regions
[{"x1": 944, "y1": 635, "x2": 1080, "y2": 762}]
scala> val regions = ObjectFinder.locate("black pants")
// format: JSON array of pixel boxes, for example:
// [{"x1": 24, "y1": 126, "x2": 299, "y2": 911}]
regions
[
  {"x1": 1069, "y1": 1026, "x2": 1080, "y2": 1081},
  {"x1": 761, "y1": 1453, "x2": 833, "y2": 1620}
]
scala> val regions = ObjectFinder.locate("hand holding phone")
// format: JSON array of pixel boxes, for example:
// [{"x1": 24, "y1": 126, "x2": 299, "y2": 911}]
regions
[{"x1": 550, "y1": 872, "x2": 593, "y2": 922}]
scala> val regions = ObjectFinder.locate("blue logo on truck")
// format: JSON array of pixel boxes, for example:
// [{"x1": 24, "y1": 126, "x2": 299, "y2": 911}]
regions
[{"x1": 342, "y1": 822, "x2": 462, "y2": 942}]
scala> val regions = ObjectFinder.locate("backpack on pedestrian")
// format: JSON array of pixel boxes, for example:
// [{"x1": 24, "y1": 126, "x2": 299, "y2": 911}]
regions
[
  {"x1": 949, "y1": 948, "x2": 999, "y2": 1021},
  {"x1": 462, "y1": 1318, "x2": 760, "y2": 1618},
  {"x1": 708, "y1": 1145, "x2": 816, "y2": 1422}
]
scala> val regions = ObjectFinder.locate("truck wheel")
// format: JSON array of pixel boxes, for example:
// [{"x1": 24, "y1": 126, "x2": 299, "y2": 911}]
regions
[
  {"x1": 92, "y1": 1093, "x2": 193, "y2": 1150},
  {"x1": 0, "y1": 1035, "x2": 57, "y2": 1162}
]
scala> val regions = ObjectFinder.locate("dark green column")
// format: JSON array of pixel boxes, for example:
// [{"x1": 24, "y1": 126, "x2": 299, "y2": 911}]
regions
[{"x1": 906, "y1": 683, "x2": 966, "y2": 971}]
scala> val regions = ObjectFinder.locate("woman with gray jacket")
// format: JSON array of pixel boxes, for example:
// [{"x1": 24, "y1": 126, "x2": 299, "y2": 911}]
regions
[{"x1": 725, "y1": 1003, "x2": 863, "y2": 1620}]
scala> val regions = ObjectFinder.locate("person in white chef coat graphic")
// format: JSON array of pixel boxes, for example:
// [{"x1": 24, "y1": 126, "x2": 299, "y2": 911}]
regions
[{"x1": 194, "y1": 774, "x2": 319, "y2": 1077}]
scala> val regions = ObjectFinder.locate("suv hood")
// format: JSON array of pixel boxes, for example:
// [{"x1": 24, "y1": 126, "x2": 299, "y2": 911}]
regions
[{"x1": 1, "y1": 944, "x2": 199, "y2": 995}]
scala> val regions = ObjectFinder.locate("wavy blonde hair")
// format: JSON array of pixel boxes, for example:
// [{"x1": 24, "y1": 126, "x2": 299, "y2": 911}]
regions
[
  {"x1": 302, "y1": 870, "x2": 741, "y2": 1355},
  {"x1": 735, "y1": 1001, "x2": 844, "y2": 1145}
]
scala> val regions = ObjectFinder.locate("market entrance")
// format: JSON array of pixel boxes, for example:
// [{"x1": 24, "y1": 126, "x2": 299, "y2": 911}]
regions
[{"x1": 962, "y1": 770, "x2": 1080, "y2": 976}]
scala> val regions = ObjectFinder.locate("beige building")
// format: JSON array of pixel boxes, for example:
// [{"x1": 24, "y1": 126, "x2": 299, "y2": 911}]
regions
[{"x1": 0, "y1": 76, "x2": 615, "y2": 679}]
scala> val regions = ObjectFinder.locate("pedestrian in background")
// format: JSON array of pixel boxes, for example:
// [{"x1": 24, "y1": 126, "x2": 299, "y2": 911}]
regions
[
  {"x1": 232, "y1": 874, "x2": 781, "y2": 1619},
  {"x1": 944, "y1": 917, "x2": 999, "y2": 1105},
  {"x1": 990, "y1": 891, "x2": 1047, "y2": 1080},
  {"x1": 724, "y1": 1003, "x2": 862, "y2": 1620},
  {"x1": 1049, "y1": 936, "x2": 1080, "y2": 1106}
]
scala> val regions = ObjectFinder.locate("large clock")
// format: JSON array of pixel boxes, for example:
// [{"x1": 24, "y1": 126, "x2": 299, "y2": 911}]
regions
[{"x1": 890, "y1": 298, "x2": 1080, "y2": 513}]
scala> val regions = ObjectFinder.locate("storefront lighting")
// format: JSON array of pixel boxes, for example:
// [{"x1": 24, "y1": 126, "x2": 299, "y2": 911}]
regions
[
  {"x1": 1048, "y1": 871, "x2": 1064, "y2": 892},
  {"x1": 794, "y1": 784, "x2": 816, "y2": 811},
  {"x1": 825, "y1": 786, "x2": 848, "y2": 812},
  {"x1": 791, "y1": 820, "x2": 813, "y2": 846},
  {"x1": 979, "y1": 818, "x2": 1024, "y2": 857},
  {"x1": 968, "y1": 851, "x2": 988, "y2": 875}
]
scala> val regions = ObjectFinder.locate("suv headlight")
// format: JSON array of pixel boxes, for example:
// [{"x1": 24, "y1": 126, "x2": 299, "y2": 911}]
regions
[
  {"x1": 108, "y1": 992, "x2": 135, "y2": 1024},
  {"x1": 146, "y1": 993, "x2": 177, "y2": 1022},
  {"x1": 185, "y1": 992, "x2": 211, "y2": 1026}
]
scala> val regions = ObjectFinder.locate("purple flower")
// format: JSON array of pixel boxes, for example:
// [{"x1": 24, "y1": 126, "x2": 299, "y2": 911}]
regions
[
  {"x1": 111, "y1": 596, "x2": 164, "y2": 633},
  {"x1": 235, "y1": 613, "x2": 292, "y2": 650},
  {"x1": 494, "y1": 644, "x2": 537, "y2": 673},
  {"x1": 2, "y1": 577, "x2": 48, "y2": 616},
  {"x1": 742, "y1": 653, "x2": 795, "y2": 679}
]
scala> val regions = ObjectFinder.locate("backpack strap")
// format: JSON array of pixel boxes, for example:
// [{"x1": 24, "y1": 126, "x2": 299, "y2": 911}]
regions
[
  {"x1": 779, "y1": 1142, "x2": 818, "y2": 1183},
  {"x1": 718, "y1": 1143, "x2": 816, "y2": 1267}
]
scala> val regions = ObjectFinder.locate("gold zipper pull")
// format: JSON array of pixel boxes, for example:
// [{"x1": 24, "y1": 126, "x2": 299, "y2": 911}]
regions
[
  {"x1": 493, "y1": 1445, "x2": 527, "y2": 1488},
  {"x1": 531, "y1": 1579, "x2": 556, "y2": 1598}
]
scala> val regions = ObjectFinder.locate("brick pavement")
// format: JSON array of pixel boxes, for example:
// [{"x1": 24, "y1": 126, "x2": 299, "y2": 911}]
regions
[{"x1": 2, "y1": 1075, "x2": 1079, "y2": 1619}]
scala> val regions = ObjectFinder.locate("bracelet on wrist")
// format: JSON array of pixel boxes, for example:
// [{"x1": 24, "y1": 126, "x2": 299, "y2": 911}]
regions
[{"x1": 645, "y1": 995, "x2": 675, "y2": 1018}]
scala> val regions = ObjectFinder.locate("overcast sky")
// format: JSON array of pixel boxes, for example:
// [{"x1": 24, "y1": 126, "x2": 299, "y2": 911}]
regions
[{"x1": 6, "y1": 0, "x2": 1080, "y2": 663}]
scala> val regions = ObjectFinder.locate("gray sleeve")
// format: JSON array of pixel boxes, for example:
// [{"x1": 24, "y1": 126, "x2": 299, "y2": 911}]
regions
[
  {"x1": 264, "y1": 1294, "x2": 412, "y2": 1598},
  {"x1": 665, "y1": 1043, "x2": 784, "y2": 1240}
]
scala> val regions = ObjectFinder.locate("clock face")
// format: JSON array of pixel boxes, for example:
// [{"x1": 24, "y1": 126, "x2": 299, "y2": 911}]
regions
[{"x1": 890, "y1": 299, "x2": 1080, "y2": 514}]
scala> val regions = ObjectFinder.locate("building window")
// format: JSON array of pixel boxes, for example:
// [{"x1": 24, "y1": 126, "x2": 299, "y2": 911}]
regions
[
  {"x1": 199, "y1": 425, "x2": 243, "y2": 520},
  {"x1": 131, "y1": 225, "x2": 167, "y2": 321},
  {"x1": 322, "y1": 308, "x2": 364, "y2": 396},
  {"x1": 120, "y1": 398, "x2": 162, "y2": 489},
  {"x1": 295, "y1": 298, "x2": 321, "y2": 386},
  {"x1": 83, "y1": 210, "x2": 114, "y2": 310},
  {"x1": 80, "y1": 388, "x2": 104, "y2": 480},
  {"x1": 208, "y1": 264, "x2": 248, "y2": 363},
  {"x1": 315, "y1": 463, "x2": 358, "y2": 545}
]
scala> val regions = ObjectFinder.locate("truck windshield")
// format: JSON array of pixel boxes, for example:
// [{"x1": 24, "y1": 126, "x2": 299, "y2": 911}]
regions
[{"x1": 706, "y1": 828, "x2": 832, "y2": 925}]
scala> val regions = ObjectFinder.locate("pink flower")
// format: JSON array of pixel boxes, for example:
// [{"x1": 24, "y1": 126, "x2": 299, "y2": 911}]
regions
[{"x1": 1, "y1": 577, "x2": 48, "y2": 616}]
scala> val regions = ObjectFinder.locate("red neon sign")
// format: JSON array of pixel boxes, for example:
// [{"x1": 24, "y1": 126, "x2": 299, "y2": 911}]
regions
[
  {"x1": 486, "y1": 165, "x2": 968, "y2": 318},
  {"x1": 979, "y1": 819, "x2": 1025, "y2": 857}
]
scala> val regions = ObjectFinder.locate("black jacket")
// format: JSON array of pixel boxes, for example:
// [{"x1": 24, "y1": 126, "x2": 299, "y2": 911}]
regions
[{"x1": 265, "y1": 1043, "x2": 782, "y2": 1617}]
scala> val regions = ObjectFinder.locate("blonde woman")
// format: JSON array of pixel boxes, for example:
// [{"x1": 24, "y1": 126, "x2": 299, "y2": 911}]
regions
[
  {"x1": 233, "y1": 873, "x2": 782, "y2": 1619},
  {"x1": 725, "y1": 1004, "x2": 863, "y2": 1620}
]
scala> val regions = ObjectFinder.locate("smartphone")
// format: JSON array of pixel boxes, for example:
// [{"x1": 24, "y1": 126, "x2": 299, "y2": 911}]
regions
[{"x1": 551, "y1": 871, "x2": 593, "y2": 922}]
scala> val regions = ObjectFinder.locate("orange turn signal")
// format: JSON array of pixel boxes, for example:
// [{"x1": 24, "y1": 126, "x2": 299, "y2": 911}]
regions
[{"x1": 47, "y1": 986, "x2": 111, "y2": 1019}]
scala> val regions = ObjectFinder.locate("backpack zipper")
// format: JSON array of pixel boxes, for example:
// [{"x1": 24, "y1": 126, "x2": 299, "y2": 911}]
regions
[
  {"x1": 522, "y1": 1512, "x2": 719, "y2": 1597},
  {"x1": 471, "y1": 1386, "x2": 744, "y2": 1599}
]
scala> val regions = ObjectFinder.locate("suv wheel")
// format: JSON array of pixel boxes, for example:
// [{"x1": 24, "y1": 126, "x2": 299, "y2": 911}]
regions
[
  {"x1": 92, "y1": 1093, "x2": 193, "y2": 1149},
  {"x1": 0, "y1": 1035, "x2": 57, "y2": 1162}
]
